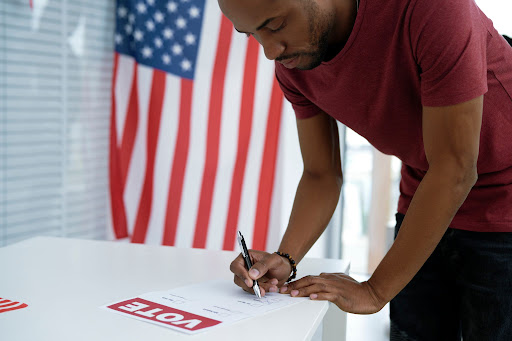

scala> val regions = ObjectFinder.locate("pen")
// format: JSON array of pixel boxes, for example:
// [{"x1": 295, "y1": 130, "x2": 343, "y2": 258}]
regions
[{"x1": 237, "y1": 231, "x2": 262, "y2": 298}]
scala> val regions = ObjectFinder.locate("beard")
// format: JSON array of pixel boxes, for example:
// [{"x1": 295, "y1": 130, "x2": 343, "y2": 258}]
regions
[{"x1": 280, "y1": 0, "x2": 334, "y2": 70}]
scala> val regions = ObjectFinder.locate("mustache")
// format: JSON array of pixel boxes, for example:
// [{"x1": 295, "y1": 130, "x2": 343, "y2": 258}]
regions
[{"x1": 275, "y1": 51, "x2": 317, "y2": 62}]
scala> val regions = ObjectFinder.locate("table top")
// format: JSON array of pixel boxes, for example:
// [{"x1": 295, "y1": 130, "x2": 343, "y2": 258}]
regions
[{"x1": 0, "y1": 237, "x2": 349, "y2": 341}]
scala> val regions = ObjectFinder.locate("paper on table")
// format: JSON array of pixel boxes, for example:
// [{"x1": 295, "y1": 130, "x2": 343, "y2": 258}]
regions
[{"x1": 101, "y1": 279, "x2": 308, "y2": 334}]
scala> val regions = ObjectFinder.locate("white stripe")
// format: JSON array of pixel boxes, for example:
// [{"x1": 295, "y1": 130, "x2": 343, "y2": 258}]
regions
[
  {"x1": 265, "y1": 99, "x2": 288, "y2": 252},
  {"x1": 205, "y1": 30, "x2": 248, "y2": 250},
  {"x1": 123, "y1": 62, "x2": 152, "y2": 235},
  {"x1": 174, "y1": 1, "x2": 222, "y2": 248},
  {"x1": 114, "y1": 54, "x2": 135, "y2": 146},
  {"x1": 237, "y1": 46, "x2": 275, "y2": 249},
  {"x1": 144, "y1": 75, "x2": 181, "y2": 245}
]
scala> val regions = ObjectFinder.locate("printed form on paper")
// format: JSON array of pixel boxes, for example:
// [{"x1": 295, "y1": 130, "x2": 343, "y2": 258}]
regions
[{"x1": 101, "y1": 280, "x2": 308, "y2": 334}]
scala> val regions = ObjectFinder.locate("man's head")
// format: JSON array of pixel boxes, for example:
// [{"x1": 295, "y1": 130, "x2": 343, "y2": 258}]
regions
[{"x1": 218, "y1": 0, "x2": 340, "y2": 70}]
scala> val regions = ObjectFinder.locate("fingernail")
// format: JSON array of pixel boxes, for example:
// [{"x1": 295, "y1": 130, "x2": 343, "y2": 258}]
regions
[
  {"x1": 271, "y1": 279, "x2": 278, "y2": 285},
  {"x1": 280, "y1": 286, "x2": 288, "y2": 293},
  {"x1": 269, "y1": 286, "x2": 277, "y2": 293},
  {"x1": 249, "y1": 269, "x2": 259, "y2": 278},
  {"x1": 244, "y1": 279, "x2": 251, "y2": 287},
  {"x1": 310, "y1": 294, "x2": 318, "y2": 299},
  {"x1": 291, "y1": 290, "x2": 299, "y2": 297}
]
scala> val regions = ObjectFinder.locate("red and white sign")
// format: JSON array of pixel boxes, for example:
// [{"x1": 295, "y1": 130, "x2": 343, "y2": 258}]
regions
[
  {"x1": 107, "y1": 298, "x2": 221, "y2": 332},
  {"x1": 0, "y1": 297, "x2": 28, "y2": 314}
]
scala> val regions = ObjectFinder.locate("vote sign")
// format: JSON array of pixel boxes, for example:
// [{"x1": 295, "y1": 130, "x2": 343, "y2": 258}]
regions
[{"x1": 107, "y1": 298, "x2": 221, "y2": 332}]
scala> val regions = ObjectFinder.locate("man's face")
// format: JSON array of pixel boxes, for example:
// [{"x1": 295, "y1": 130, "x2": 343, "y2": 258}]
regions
[{"x1": 218, "y1": 0, "x2": 335, "y2": 70}]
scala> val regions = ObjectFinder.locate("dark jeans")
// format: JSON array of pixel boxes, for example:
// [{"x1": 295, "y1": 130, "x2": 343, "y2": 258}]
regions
[{"x1": 390, "y1": 213, "x2": 512, "y2": 341}]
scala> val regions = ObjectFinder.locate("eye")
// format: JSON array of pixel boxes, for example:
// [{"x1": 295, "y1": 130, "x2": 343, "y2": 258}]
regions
[{"x1": 269, "y1": 21, "x2": 286, "y2": 33}]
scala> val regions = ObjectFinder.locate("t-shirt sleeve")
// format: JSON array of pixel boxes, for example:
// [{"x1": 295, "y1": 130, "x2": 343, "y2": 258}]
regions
[
  {"x1": 275, "y1": 64, "x2": 321, "y2": 119},
  {"x1": 409, "y1": 0, "x2": 488, "y2": 107}
]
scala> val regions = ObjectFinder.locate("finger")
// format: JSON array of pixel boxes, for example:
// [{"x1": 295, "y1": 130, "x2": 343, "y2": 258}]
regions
[
  {"x1": 247, "y1": 252, "x2": 282, "y2": 281},
  {"x1": 281, "y1": 275, "x2": 319, "y2": 293},
  {"x1": 234, "y1": 275, "x2": 253, "y2": 293},
  {"x1": 309, "y1": 292, "x2": 337, "y2": 303},
  {"x1": 230, "y1": 253, "x2": 253, "y2": 287},
  {"x1": 288, "y1": 282, "x2": 331, "y2": 298}
]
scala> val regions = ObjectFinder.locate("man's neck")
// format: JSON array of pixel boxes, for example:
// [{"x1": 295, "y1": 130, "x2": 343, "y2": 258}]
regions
[{"x1": 325, "y1": 0, "x2": 358, "y2": 61}]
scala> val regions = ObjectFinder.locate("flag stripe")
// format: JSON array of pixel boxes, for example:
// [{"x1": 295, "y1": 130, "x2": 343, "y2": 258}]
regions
[
  {"x1": 204, "y1": 30, "x2": 248, "y2": 250},
  {"x1": 0, "y1": 303, "x2": 28, "y2": 313},
  {"x1": 120, "y1": 63, "x2": 140, "y2": 188},
  {"x1": 222, "y1": 37, "x2": 260, "y2": 250},
  {"x1": 145, "y1": 75, "x2": 181, "y2": 245},
  {"x1": 109, "y1": 53, "x2": 129, "y2": 239},
  {"x1": 192, "y1": 15, "x2": 234, "y2": 248},
  {"x1": 0, "y1": 300, "x2": 16, "y2": 307},
  {"x1": 236, "y1": 45, "x2": 275, "y2": 250},
  {"x1": 131, "y1": 69, "x2": 167, "y2": 243},
  {"x1": 253, "y1": 78, "x2": 284, "y2": 250},
  {"x1": 163, "y1": 78, "x2": 194, "y2": 246}
]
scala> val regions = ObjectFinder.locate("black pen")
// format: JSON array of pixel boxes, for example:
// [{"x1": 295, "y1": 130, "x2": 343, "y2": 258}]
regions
[{"x1": 237, "y1": 231, "x2": 262, "y2": 298}]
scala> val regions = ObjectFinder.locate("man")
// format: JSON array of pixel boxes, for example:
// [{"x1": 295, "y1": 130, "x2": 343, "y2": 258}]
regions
[{"x1": 219, "y1": 0, "x2": 512, "y2": 339}]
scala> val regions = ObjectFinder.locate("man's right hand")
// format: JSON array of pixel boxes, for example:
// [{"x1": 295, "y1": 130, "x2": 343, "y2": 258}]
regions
[{"x1": 230, "y1": 250, "x2": 292, "y2": 297}]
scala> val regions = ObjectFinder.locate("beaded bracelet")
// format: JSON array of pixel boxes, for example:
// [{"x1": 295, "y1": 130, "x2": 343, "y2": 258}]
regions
[{"x1": 275, "y1": 251, "x2": 297, "y2": 282}]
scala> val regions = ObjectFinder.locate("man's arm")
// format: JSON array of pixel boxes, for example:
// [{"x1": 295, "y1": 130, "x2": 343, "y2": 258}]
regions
[
  {"x1": 368, "y1": 95, "x2": 482, "y2": 305},
  {"x1": 281, "y1": 95, "x2": 482, "y2": 314},
  {"x1": 230, "y1": 110, "x2": 342, "y2": 294}
]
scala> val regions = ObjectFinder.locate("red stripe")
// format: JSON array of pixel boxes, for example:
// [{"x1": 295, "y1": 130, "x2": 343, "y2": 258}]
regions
[
  {"x1": 0, "y1": 303, "x2": 28, "y2": 313},
  {"x1": 162, "y1": 79, "x2": 194, "y2": 246},
  {"x1": 252, "y1": 77, "x2": 284, "y2": 250},
  {"x1": 109, "y1": 53, "x2": 129, "y2": 239},
  {"x1": 29, "y1": 0, "x2": 33, "y2": 9},
  {"x1": 130, "y1": 70, "x2": 167, "y2": 243},
  {"x1": 0, "y1": 301, "x2": 19, "y2": 308},
  {"x1": 120, "y1": 62, "x2": 140, "y2": 188},
  {"x1": 192, "y1": 15, "x2": 235, "y2": 249},
  {"x1": 222, "y1": 37, "x2": 260, "y2": 251}
]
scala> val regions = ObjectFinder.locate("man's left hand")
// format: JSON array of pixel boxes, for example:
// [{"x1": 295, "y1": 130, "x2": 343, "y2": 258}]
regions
[{"x1": 281, "y1": 272, "x2": 386, "y2": 314}]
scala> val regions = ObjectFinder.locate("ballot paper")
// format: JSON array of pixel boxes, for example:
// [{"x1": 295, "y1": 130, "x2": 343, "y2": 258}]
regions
[{"x1": 101, "y1": 280, "x2": 307, "y2": 334}]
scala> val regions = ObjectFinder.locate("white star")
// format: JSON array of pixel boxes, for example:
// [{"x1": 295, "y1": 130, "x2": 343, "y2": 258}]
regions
[
  {"x1": 118, "y1": 6, "x2": 128, "y2": 18},
  {"x1": 134, "y1": 29, "x2": 144, "y2": 41},
  {"x1": 128, "y1": 13, "x2": 135, "y2": 24},
  {"x1": 180, "y1": 58, "x2": 192, "y2": 71},
  {"x1": 176, "y1": 16, "x2": 187, "y2": 29},
  {"x1": 146, "y1": 0, "x2": 155, "y2": 5},
  {"x1": 136, "y1": 2, "x2": 147, "y2": 14},
  {"x1": 124, "y1": 24, "x2": 133, "y2": 34},
  {"x1": 189, "y1": 6, "x2": 200, "y2": 19},
  {"x1": 167, "y1": 1, "x2": 178, "y2": 13},
  {"x1": 154, "y1": 11, "x2": 165, "y2": 23},
  {"x1": 115, "y1": 33, "x2": 123, "y2": 44},
  {"x1": 184, "y1": 32, "x2": 196, "y2": 45},
  {"x1": 163, "y1": 27, "x2": 174, "y2": 39},
  {"x1": 171, "y1": 43, "x2": 183, "y2": 55},
  {"x1": 162, "y1": 53, "x2": 171, "y2": 65},
  {"x1": 146, "y1": 20, "x2": 155, "y2": 31},
  {"x1": 154, "y1": 37, "x2": 163, "y2": 48},
  {"x1": 142, "y1": 46, "x2": 153, "y2": 58}
]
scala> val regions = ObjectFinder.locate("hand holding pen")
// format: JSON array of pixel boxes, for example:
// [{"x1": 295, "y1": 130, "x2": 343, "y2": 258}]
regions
[
  {"x1": 232, "y1": 231, "x2": 293, "y2": 296},
  {"x1": 237, "y1": 231, "x2": 262, "y2": 298}
]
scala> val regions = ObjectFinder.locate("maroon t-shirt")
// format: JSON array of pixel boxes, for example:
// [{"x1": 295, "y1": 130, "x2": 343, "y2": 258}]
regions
[{"x1": 276, "y1": 0, "x2": 512, "y2": 232}]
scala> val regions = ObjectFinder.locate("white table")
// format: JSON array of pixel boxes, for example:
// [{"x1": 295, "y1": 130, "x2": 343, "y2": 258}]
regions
[{"x1": 0, "y1": 237, "x2": 349, "y2": 341}]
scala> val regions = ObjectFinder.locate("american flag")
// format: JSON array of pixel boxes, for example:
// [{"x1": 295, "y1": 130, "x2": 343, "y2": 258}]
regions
[{"x1": 109, "y1": 0, "x2": 288, "y2": 251}]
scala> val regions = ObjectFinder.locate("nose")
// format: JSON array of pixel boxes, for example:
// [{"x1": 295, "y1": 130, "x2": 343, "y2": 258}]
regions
[{"x1": 260, "y1": 36, "x2": 285, "y2": 61}]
